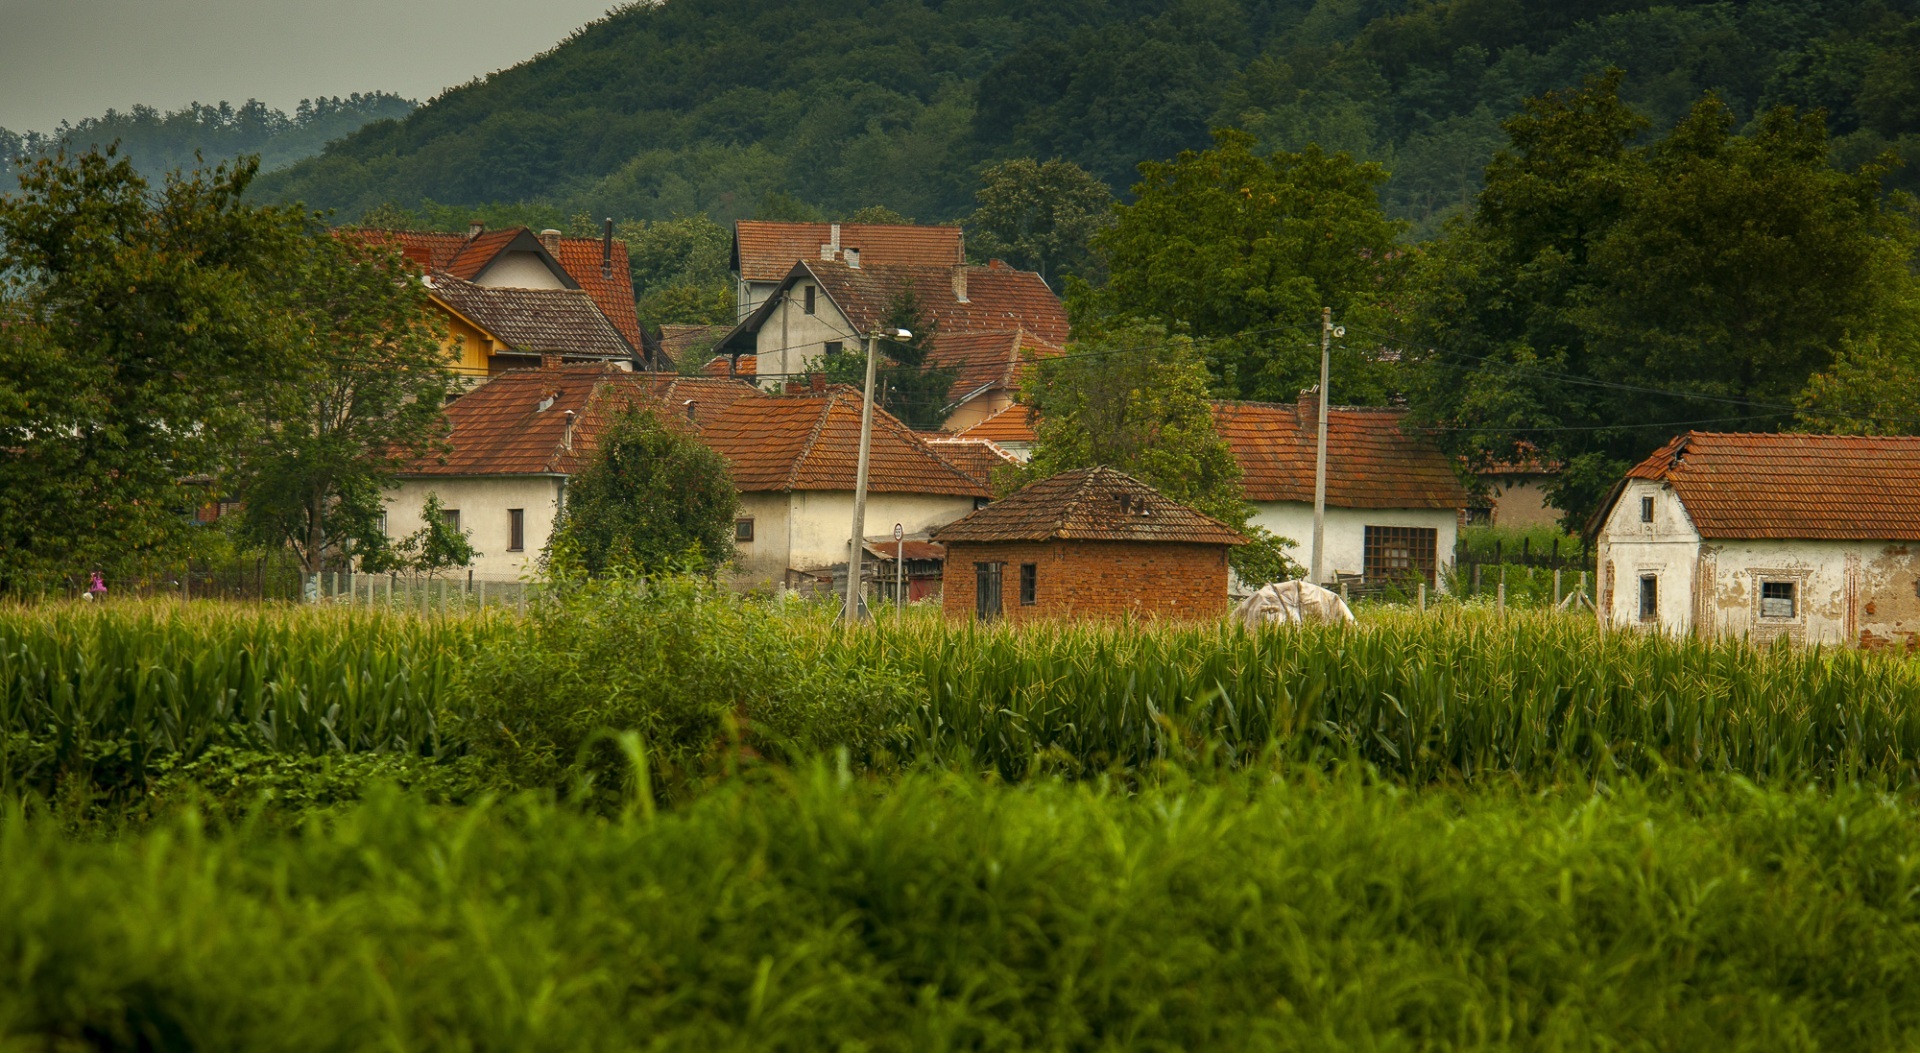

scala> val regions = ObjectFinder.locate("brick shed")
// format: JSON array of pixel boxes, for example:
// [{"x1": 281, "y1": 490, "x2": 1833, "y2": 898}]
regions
[{"x1": 935, "y1": 466, "x2": 1245, "y2": 622}]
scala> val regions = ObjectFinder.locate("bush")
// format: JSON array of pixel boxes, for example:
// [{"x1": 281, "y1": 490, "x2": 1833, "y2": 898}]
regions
[{"x1": 452, "y1": 574, "x2": 911, "y2": 807}]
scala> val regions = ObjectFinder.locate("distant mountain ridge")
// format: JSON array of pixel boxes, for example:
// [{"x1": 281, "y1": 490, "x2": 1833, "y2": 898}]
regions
[
  {"x1": 2, "y1": 93, "x2": 415, "y2": 187},
  {"x1": 55, "y1": 1, "x2": 1920, "y2": 238}
]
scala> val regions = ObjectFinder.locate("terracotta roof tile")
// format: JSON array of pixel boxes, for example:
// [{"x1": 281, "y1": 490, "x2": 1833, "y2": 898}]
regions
[
  {"x1": 1212, "y1": 396, "x2": 1469, "y2": 510},
  {"x1": 734, "y1": 221, "x2": 964, "y2": 282},
  {"x1": 431, "y1": 279, "x2": 634, "y2": 358},
  {"x1": 925, "y1": 437, "x2": 1021, "y2": 487},
  {"x1": 552, "y1": 239, "x2": 644, "y2": 354},
  {"x1": 404, "y1": 367, "x2": 762, "y2": 477},
  {"x1": 702, "y1": 352, "x2": 757, "y2": 378},
  {"x1": 1619, "y1": 431, "x2": 1920, "y2": 539},
  {"x1": 930, "y1": 328, "x2": 1063, "y2": 403},
  {"x1": 702, "y1": 390, "x2": 989, "y2": 497},
  {"x1": 956, "y1": 403, "x2": 1037, "y2": 444},
  {"x1": 935, "y1": 467, "x2": 1245, "y2": 545},
  {"x1": 800, "y1": 260, "x2": 1069, "y2": 347}
]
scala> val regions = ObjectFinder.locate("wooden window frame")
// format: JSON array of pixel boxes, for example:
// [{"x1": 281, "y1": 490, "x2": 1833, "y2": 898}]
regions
[
  {"x1": 975, "y1": 561, "x2": 1004, "y2": 621},
  {"x1": 735, "y1": 517, "x2": 755, "y2": 543},
  {"x1": 1019, "y1": 563, "x2": 1037, "y2": 606},
  {"x1": 1640, "y1": 495, "x2": 1655, "y2": 523},
  {"x1": 803, "y1": 285, "x2": 816, "y2": 315},
  {"x1": 507, "y1": 508, "x2": 525, "y2": 552},
  {"x1": 1639, "y1": 574, "x2": 1659, "y2": 622},
  {"x1": 1362, "y1": 525, "x2": 1438, "y2": 587}
]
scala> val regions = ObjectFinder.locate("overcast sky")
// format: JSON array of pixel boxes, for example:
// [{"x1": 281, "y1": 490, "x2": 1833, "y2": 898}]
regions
[{"x1": 0, "y1": 0, "x2": 622, "y2": 132}]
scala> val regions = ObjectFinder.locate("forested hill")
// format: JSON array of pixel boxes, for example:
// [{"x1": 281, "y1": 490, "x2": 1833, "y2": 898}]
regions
[
  {"x1": 1, "y1": 94, "x2": 416, "y2": 187},
  {"x1": 256, "y1": 0, "x2": 1920, "y2": 234}
]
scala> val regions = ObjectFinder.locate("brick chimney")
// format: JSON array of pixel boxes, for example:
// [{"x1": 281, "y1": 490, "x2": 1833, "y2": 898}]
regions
[
  {"x1": 820, "y1": 222, "x2": 841, "y2": 261},
  {"x1": 952, "y1": 265, "x2": 969, "y2": 303},
  {"x1": 845, "y1": 247, "x2": 860, "y2": 269},
  {"x1": 538, "y1": 228, "x2": 563, "y2": 255},
  {"x1": 809, "y1": 372, "x2": 826, "y2": 393}
]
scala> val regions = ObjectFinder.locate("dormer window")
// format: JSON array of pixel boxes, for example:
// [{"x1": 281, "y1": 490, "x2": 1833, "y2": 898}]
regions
[{"x1": 803, "y1": 285, "x2": 816, "y2": 315}]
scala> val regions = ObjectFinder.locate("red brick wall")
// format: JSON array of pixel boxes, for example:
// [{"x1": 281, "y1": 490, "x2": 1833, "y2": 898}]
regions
[{"x1": 941, "y1": 540, "x2": 1232, "y2": 623}]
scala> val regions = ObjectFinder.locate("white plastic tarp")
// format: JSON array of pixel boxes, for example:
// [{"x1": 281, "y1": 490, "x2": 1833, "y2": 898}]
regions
[{"x1": 1232, "y1": 580, "x2": 1356, "y2": 627}]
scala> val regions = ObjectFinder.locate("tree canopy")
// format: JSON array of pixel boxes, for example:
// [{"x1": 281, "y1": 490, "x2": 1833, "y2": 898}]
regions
[
  {"x1": 1401, "y1": 70, "x2": 1920, "y2": 529},
  {"x1": 546, "y1": 409, "x2": 740, "y2": 578}
]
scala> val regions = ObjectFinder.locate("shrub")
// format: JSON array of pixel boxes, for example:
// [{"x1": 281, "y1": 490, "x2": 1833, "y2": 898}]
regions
[{"x1": 452, "y1": 574, "x2": 910, "y2": 807}]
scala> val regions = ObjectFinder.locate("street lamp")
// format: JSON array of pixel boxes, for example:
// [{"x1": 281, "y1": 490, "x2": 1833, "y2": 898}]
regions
[
  {"x1": 1309, "y1": 308, "x2": 1345, "y2": 585},
  {"x1": 844, "y1": 326, "x2": 913, "y2": 625}
]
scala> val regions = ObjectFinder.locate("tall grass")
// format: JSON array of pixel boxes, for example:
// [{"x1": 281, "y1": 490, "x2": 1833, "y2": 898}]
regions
[
  {"x1": 7, "y1": 769, "x2": 1920, "y2": 1049},
  {"x1": 0, "y1": 602, "x2": 486, "y2": 796}
]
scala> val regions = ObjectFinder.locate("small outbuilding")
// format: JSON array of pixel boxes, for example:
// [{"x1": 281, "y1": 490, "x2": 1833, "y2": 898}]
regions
[
  {"x1": 935, "y1": 466, "x2": 1245, "y2": 622},
  {"x1": 1594, "y1": 431, "x2": 1920, "y2": 647}
]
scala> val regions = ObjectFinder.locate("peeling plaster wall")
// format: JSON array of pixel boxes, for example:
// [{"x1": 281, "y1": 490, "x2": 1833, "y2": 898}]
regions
[{"x1": 1598, "y1": 478, "x2": 1920, "y2": 648}]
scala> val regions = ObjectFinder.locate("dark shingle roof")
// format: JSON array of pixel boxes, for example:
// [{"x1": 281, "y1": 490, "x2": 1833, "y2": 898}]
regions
[
  {"x1": 431, "y1": 279, "x2": 634, "y2": 358},
  {"x1": 934, "y1": 467, "x2": 1244, "y2": 545},
  {"x1": 1619, "y1": 431, "x2": 1920, "y2": 540}
]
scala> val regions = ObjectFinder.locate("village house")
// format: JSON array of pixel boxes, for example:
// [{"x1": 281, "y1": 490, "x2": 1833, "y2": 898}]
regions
[
  {"x1": 385, "y1": 367, "x2": 991, "y2": 590},
  {"x1": 1594, "y1": 432, "x2": 1920, "y2": 648},
  {"x1": 1212, "y1": 395, "x2": 1471, "y2": 589},
  {"x1": 698, "y1": 387, "x2": 991, "y2": 593},
  {"x1": 953, "y1": 404, "x2": 1038, "y2": 461},
  {"x1": 717, "y1": 221, "x2": 1069, "y2": 426},
  {"x1": 383, "y1": 368, "x2": 760, "y2": 581},
  {"x1": 1467, "y1": 452, "x2": 1562, "y2": 528},
  {"x1": 936, "y1": 466, "x2": 1244, "y2": 622},
  {"x1": 351, "y1": 224, "x2": 663, "y2": 378}
]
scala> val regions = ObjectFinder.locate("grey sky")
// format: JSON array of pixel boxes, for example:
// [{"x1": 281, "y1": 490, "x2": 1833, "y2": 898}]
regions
[{"x1": 0, "y1": 0, "x2": 623, "y2": 132}]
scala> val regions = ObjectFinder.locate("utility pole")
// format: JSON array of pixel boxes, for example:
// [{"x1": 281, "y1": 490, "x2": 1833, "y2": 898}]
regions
[
  {"x1": 1310, "y1": 307, "x2": 1332, "y2": 585},
  {"x1": 844, "y1": 327, "x2": 912, "y2": 625}
]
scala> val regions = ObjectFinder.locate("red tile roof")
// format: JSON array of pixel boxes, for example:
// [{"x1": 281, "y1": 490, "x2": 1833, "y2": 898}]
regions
[
  {"x1": 925, "y1": 437, "x2": 1022, "y2": 487},
  {"x1": 702, "y1": 389, "x2": 989, "y2": 497},
  {"x1": 797, "y1": 259, "x2": 1070, "y2": 347},
  {"x1": 348, "y1": 226, "x2": 646, "y2": 357},
  {"x1": 934, "y1": 467, "x2": 1245, "y2": 545},
  {"x1": 1211, "y1": 396, "x2": 1469, "y2": 510},
  {"x1": 404, "y1": 367, "x2": 762, "y2": 477},
  {"x1": 956, "y1": 403, "x2": 1038, "y2": 444},
  {"x1": 431, "y1": 279, "x2": 634, "y2": 358},
  {"x1": 930, "y1": 328, "x2": 1064, "y2": 403},
  {"x1": 1618, "y1": 431, "x2": 1920, "y2": 539},
  {"x1": 702, "y1": 353, "x2": 757, "y2": 378},
  {"x1": 733, "y1": 221, "x2": 964, "y2": 282},
  {"x1": 661, "y1": 324, "x2": 730, "y2": 366}
]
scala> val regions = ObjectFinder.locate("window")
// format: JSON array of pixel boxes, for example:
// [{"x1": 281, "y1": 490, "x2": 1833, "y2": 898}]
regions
[
  {"x1": 1640, "y1": 495, "x2": 1655, "y2": 523},
  {"x1": 507, "y1": 508, "x2": 525, "y2": 552},
  {"x1": 1639, "y1": 575, "x2": 1659, "y2": 622},
  {"x1": 1362, "y1": 526, "x2": 1438, "y2": 587},
  {"x1": 440, "y1": 508, "x2": 460, "y2": 532},
  {"x1": 824, "y1": 341, "x2": 843, "y2": 357},
  {"x1": 975, "y1": 562, "x2": 1004, "y2": 621},
  {"x1": 1019, "y1": 563, "x2": 1037, "y2": 606},
  {"x1": 1760, "y1": 581, "x2": 1797, "y2": 619},
  {"x1": 803, "y1": 285, "x2": 816, "y2": 315},
  {"x1": 735, "y1": 518, "x2": 755, "y2": 543}
]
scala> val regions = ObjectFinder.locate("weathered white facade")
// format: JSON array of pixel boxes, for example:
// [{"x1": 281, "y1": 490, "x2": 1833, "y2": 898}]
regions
[
  {"x1": 731, "y1": 490, "x2": 981, "y2": 590},
  {"x1": 1596, "y1": 476, "x2": 1920, "y2": 646},
  {"x1": 384, "y1": 475, "x2": 564, "y2": 583},
  {"x1": 1247, "y1": 502, "x2": 1459, "y2": 587},
  {"x1": 748, "y1": 279, "x2": 861, "y2": 389}
]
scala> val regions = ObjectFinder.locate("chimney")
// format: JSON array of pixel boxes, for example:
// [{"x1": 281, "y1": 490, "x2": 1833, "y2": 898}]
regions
[
  {"x1": 820, "y1": 222, "x2": 841, "y2": 261},
  {"x1": 809, "y1": 372, "x2": 826, "y2": 394},
  {"x1": 541, "y1": 351, "x2": 562, "y2": 370},
  {"x1": 845, "y1": 247, "x2": 860, "y2": 269},
  {"x1": 538, "y1": 228, "x2": 562, "y2": 255},
  {"x1": 467, "y1": 220, "x2": 484, "y2": 240},
  {"x1": 601, "y1": 217, "x2": 614, "y2": 280},
  {"x1": 952, "y1": 266, "x2": 969, "y2": 303},
  {"x1": 563, "y1": 409, "x2": 577, "y2": 451}
]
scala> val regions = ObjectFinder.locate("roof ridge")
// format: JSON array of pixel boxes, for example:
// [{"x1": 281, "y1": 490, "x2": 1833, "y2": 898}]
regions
[{"x1": 788, "y1": 391, "x2": 839, "y2": 492}]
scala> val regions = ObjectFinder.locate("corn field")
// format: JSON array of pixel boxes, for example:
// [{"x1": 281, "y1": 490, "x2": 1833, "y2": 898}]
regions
[{"x1": 0, "y1": 602, "x2": 484, "y2": 796}]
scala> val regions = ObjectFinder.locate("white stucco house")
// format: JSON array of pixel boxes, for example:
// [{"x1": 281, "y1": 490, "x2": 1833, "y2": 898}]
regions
[
  {"x1": 731, "y1": 221, "x2": 967, "y2": 322},
  {"x1": 716, "y1": 224, "x2": 1068, "y2": 430},
  {"x1": 699, "y1": 387, "x2": 992, "y2": 592},
  {"x1": 386, "y1": 366, "x2": 992, "y2": 591},
  {"x1": 1594, "y1": 431, "x2": 1920, "y2": 648},
  {"x1": 1213, "y1": 395, "x2": 1471, "y2": 589},
  {"x1": 385, "y1": 368, "x2": 763, "y2": 582}
]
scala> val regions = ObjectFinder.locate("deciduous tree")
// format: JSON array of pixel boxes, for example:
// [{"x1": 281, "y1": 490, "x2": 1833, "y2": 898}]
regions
[
  {"x1": 545, "y1": 409, "x2": 739, "y2": 577},
  {"x1": 967, "y1": 158, "x2": 1113, "y2": 286}
]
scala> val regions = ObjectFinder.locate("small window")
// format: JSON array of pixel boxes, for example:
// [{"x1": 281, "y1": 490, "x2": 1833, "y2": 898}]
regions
[
  {"x1": 378, "y1": 512, "x2": 388, "y2": 538},
  {"x1": 824, "y1": 340, "x2": 843, "y2": 357},
  {"x1": 1019, "y1": 563, "x2": 1037, "y2": 606},
  {"x1": 1640, "y1": 496, "x2": 1654, "y2": 523},
  {"x1": 440, "y1": 509, "x2": 461, "y2": 532},
  {"x1": 975, "y1": 562, "x2": 1004, "y2": 621},
  {"x1": 803, "y1": 285, "x2": 816, "y2": 315},
  {"x1": 1363, "y1": 525, "x2": 1438, "y2": 587},
  {"x1": 735, "y1": 518, "x2": 755, "y2": 543},
  {"x1": 1639, "y1": 575, "x2": 1658, "y2": 622},
  {"x1": 507, "y1": 508, "x2": 525, "y2": 552},
  {"x1": 1761, "y1": 581, "x2": 1796, "y2": 619}
]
